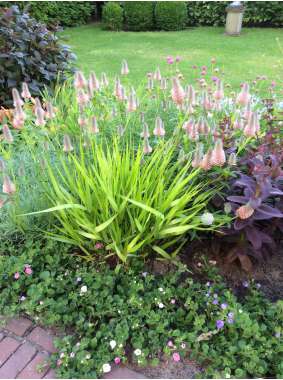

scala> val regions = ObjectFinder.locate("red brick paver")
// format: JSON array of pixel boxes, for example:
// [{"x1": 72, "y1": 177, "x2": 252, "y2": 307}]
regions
[
  {"x1": 5, "y1": 318, "x2": 33, "y2": 337},
  {"x1": 17, "y1": 352, "x2": 50, "y2": 379},
  {"x1": 27, "y1": 327, "x2": 56, "y2": 353},
  {"x1": 0, "y1": 342, "x2": 37, "y2": 379},
  {"x1": 0, "y1": 337, "x2": 21, "y2": 367}
]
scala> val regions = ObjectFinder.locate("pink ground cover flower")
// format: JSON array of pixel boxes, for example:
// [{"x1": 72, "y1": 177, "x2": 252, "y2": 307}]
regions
[
  {"x1": 24, "y1": 265, "x2": 33, "y2": 275},
  {"x1": 14, "y1": 272, "x2": 20, "y2": 280},
  {"x1": 172, "y1": 352, "x2": 181, "y2": 362},
  {"x1": 114, "y1": 357, "x2": 121, "y2": 365}
]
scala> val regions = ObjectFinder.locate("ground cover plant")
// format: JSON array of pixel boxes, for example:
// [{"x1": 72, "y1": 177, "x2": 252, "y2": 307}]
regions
[{"x1": 0, "y1": 236, "x2": 283, "y2": 379}]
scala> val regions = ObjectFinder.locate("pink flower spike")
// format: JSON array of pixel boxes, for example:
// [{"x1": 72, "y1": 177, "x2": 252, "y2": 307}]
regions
[
  {"x1": 90, "y1": 116, "x2": 99, "y2": 134},
  {"x1": 121, "y1": 60, "x2": 129, "y2": 75},
  {"x1": 63, "y1": 134, "x2": 74, "y2": 153},
  {"x1": 95, "y1": 242, "x2": 104, "y2": 249},
  {"x1": 171, "y1": 77, "x2": 185, "y2": 105},
  {"x1": 143, "y1": 137, "x2": 152, "y2": 155},
  {"x1": 172, "y1": 352, "x2": 181, "y2": 362},
  {"x1": 12, "y1": 88, "x2": 24, "y2": 107},
  {"x1": 74, "y1": 71, "x2": 87, "y2": 89},
  {"x1": 21, "y1": 82, "x2": 31, "y2": 99},
  {"x1": 14, "y1": 272, "x2": 20, "y2": 280},
  {"x1": 114, "y1": 357, "x2": 121, "y2": 365},
  {"x1": 24, "y1": 266, "x2": 33, "y2": 275},
  {"x1": 3, "y1": 175, "x2": 16, "y2": 195},
  {"x1": 2, "y1": 124, "x2": 14, "y2": 143}
]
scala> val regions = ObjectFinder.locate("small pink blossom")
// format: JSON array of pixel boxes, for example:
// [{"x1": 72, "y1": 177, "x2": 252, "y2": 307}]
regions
[
  {"x1": 166, "y1": 56, "x2": 174, "y2": 65},
  {"x1": 172, "y1": 352, "x2": 181, "y2": 362},
  {"x1": 95, "y1": 242, "x2": 104, "y2": 249},
  {"x1": 24, "y1": 265, "x2": 33, "y2": 275},
  {"x1": 175, "y1": 56, "x2": 181, "y2": 62},
  {"x1": 114, "y1": 357, "x2": 121, "y2": 365},
  {"x1": 14, "y1": 272, "x2": 20, "y2": 280},
  {"x1": 167, "y1": 340, "x2": 174, "y2": 347},
  {"x1": 170, "y1": 299, "x2": 176, "y2": 304}
]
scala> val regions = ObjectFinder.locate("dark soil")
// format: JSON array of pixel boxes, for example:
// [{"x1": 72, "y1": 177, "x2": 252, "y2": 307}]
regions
[
  {"x1": 129, "y1": 356, "x2": 201, "y2": 379},
  {"x1": 180, "y1": 238, "x2": 283, "y2": 302}
]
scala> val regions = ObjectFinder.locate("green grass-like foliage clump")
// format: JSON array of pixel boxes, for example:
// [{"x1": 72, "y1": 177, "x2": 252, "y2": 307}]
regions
[
  {"x1": 123, "y1": 1, "x2": 155, "y2": 31},
  {"x1": 29, "y1": 140, "x2": 228, "y2": 262},
  {"x1": 155, "y1": 1, "x2": 188, "y2": 31},
  {"x1": 102, "y1": 2, "x2": 123, "y2": 31},
  {"x1": 0, "y1": 237, "x2": 282, "y2": 379}
]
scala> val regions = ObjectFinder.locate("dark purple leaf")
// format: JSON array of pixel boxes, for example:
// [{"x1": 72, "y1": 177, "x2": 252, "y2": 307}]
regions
[
  {"x1": 234, "y1": 218, "x2": 251, "y2": 230},
  {"x1": 245, "y1": 226, "x2": 262, "y2": 250},
  {"x1": 254, "y1": 204, "x2": 283, "y2": 220},
  {"x1": 227, "y1": 196, "x2": 248, "y2": 204}
]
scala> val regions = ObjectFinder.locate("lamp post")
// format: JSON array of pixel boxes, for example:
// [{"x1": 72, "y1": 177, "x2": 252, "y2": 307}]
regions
[{"x1": 225, "y1": 1, "x2": 244, "y2": 36}]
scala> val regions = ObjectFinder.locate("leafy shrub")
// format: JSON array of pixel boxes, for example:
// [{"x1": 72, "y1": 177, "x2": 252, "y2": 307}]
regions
[
  {"x1": 123, "y1": 1, "x2": 155, "y2": 31},
  {"x1": 0, "y1": 1, "x2": 95, "y2": 27},
  {"x1": 1, "y1": 240, "x2": 283, "y2": 379},
  {"x1": 187, "y1": 1, "x2": 283, "y2": 27},
  {"x1": 102, "y1": 2, "x2": 123, "y2": 31},
  {"x1": 155, "y1": 2, "x2": 187, "y2": 31},
  {"x1": 0, "y1": 5, "x2": 76, "y2": 106}
]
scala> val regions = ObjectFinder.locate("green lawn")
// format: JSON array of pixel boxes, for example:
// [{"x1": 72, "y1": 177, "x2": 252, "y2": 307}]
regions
[{"x1": 60, "y1": 24, "x2": 283, "y2": 90}]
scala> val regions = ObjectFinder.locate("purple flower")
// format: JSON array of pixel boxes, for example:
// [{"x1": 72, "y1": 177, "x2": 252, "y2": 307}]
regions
[
  {"x1": 227, "y1": 317, "x2": 234, "y2": 324},
  {"x1": 242, "y1": 281, "x2": 249, "y2": 288},
  {"x1": 221, "y1": 303, "x2": 228, "y2": 310},
  {"x1": 211, "y1": 76, "x2": 218, "y2": 82},
  {"x1": 228, "y1": 312, "x2": 234, "y2": 318},
  {"x1": 175, "y1": 56, "x2": 181, "y2": 63},
  {"x1": 275, "y1": 332, "x2": 281, "y2": 338},
  {"x1": 216, "y1": 320, "x2": 224, "y2": 329},
  {"x1": 212, "y1": 299, "x2": 219, "y2": 305}
]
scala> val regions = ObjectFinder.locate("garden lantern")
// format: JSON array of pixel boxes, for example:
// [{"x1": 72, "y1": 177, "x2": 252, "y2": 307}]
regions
[{"x1": 225, "y1": 1, "x2": 244, "y2": 36}]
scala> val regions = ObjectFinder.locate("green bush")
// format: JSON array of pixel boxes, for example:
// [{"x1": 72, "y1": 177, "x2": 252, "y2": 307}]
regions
[
  {"x1": 155, "y1": 2, "x2": 187, "y2": 31},
  {"x1": 187, "y1": 1, "x2": 283, "y2": 27},
  {"x1": 0, "y1": 5, "x2": 76, "y2": 106},
  {"x1": 123, "y1": 1, "x2": 155, "y2": 31},
  {"x1": 0, "y1": 1, "x2": 95, "y2": 27},
  {"x1": 102, "y1": 2, "x2": 123, "y2": 31}
]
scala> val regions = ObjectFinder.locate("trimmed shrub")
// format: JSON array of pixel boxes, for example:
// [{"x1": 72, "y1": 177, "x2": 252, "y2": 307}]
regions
[
  {"x1": 187, "y1": 1, "x2": 283, "y2": 27},
  {"x1": 155, "y1": 2, "x2": 187, "y2": 31},
  {"x1": 102, "y1": 2, "x2": 123, "y2": 31},
  {"x1": 123, "y1": 1, "x2": 155, "y2": 31},
  {"x1": 0, "y1": 6, "x2": 76, "y2": 106},
  {"x1": 0, "y1": 1, "x2": 95, "y2": 27}
]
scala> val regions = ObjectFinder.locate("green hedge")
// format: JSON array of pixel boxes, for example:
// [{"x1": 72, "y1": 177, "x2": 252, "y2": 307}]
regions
[
  {"x1": 155, "y1": 2, "x2": 187, "y2": 31},
  {"x1": 123, "y1": 1, "x2": 155, "y2": 31},
  {"x1": 0, "y1": 1, "x2": 95, "y2": 27},
  {"x1": 187, "y1": 1, "x2": 283, "y2": 27},
  {"x1": 102, "y1": 2, "x2": 123, "y2": 31}
]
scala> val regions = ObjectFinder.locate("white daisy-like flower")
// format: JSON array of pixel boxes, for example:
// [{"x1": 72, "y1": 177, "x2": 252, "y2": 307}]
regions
[
  {"x1": 60, "y1": 353, "x2": 65, "y2": 359},
  {"x1": 110, "y1": 340, "x2": 117, "y2": 349},
  {"x1": 102, "y1": 363, "x2": 111, "y2": 373},
  {"x1": 158, "y1": 287, "x2": 164, "y2": 292},
  {"x1": 158, "y1": 302, "x2": 165, "y2": 309},
  {"x1": 134, "y1": 349, "x2": 142, "y2": 356},
  {"x1": 86, "y1": 354, "x2": 91, "y2": 359},
  {"x1": 200, "y1": 212, "x2": 214, "y2": 226},
  {"x1": 80, "y1": 285, "x2": 87, "y2": 294},
  {"x1": 70, "y1": 352, "x2": 75, "y2": 358}
]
